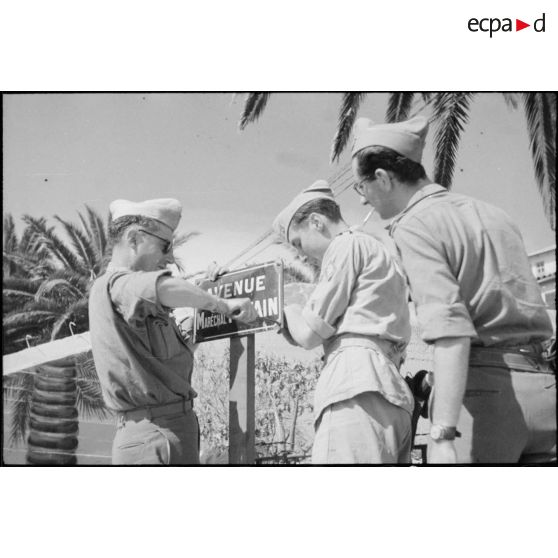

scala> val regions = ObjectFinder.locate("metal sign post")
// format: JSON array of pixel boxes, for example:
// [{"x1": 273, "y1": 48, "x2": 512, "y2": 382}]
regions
[
  {"x1": 228, "y1": 335, "x2": 255, "y2": 464},
  {"x1": 193, "y1": 261, "x2": 283, "y2": 464}
]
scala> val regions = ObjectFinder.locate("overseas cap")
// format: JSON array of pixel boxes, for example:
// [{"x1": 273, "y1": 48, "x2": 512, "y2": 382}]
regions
[
  {"x1": 351, "y1": 115, "x2": 429, "y2": 163},
  {"x1": 110, "y1": 198, "x2": 182, "y2": 237},
  {"x1": 272, "y1": 180, "x2": 335, "y2": 243}
]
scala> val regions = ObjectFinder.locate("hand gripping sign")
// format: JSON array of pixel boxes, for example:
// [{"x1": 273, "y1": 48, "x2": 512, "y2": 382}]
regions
[{"x1": 193, "y1": 261, "x2": 284, "y2": 343}]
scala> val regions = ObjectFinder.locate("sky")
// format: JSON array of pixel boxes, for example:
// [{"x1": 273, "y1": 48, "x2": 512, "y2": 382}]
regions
[{"x1": 3, "y1": 93, "x2": 555, "y2": 276}]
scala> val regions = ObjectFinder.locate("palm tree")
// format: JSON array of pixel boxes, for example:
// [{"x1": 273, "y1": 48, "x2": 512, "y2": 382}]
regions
[
  {"x1": 238, "y1": 92, "x2": 556, "y2": 230},
  {"x1": 3, "y1": 207, "x2": 110, "y2": 354},
  {"x1": 3, "y1": 206, "x2": 112, "y2": 453}
]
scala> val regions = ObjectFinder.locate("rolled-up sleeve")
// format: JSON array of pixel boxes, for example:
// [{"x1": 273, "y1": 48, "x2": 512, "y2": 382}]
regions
[
  {"x1": 393, "y1": 221, "x2": 476, "y2": 342},
  {"x1": 108, "y1": 270, "x2": 172, "y2": 328},
  {"x1": 302, "y1": 235, "x2": 359, "y2": 341}
]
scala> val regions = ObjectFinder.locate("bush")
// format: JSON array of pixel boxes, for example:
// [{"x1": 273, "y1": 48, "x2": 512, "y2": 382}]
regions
[{"x1": 192, "y1": 347, "x2": 321, "y2": 464}]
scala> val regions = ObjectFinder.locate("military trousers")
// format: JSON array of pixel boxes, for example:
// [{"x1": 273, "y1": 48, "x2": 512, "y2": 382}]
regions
[
  {"x1": 429, "y1": 353, "x2": 556, "y2": 464},
  {"x1": 312, "y1": 391, "x2": 412, "y2": 464},
  {"x1": 112, "y1": 409, "x2": 200, "y2": 465}
]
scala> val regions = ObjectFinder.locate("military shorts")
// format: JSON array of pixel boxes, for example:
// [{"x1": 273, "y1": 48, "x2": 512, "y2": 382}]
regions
[
  {"x1": 312, "y1": 391, "x2": 412, "y2": 464},
  {"x1": 112, "y1": 409, "x2": 200, "y2": 465}
]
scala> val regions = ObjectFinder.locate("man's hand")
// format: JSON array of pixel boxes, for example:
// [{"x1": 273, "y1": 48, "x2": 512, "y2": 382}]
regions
[
  {"x1": 177, "y1": 315, "x2": 194, "y2": 339},
  {"x1": 206, "y1": 261, "x2": 229, "y2": 282},
  {"x1": 428, "y1": 440, "x2": 458, "y2": 464},
  {"x1": 223, "y1": 297, "x2": 258, "y2": 324}
]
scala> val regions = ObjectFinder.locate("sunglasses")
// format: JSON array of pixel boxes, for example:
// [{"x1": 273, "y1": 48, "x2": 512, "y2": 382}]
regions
[{"x1": 138, "y1": 229, "x2": 172, "y2": 254}]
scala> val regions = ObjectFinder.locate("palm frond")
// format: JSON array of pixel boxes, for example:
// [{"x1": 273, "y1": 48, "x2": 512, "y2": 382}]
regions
[
  {"x1": 77, "y1": 209, "x2": 93, "y2": 240},
  {"x1": 3, "y1": 289, "x2": 36, "y2": 299},
  {"x1": 331, "y1": 93, "x2": 367, "y2": 162},
  {"x1": 239, "y1": 93, "x2": 271, "y2": 131},
  {"x1": 85, "y1": 205, "x2": 108, "y2": 261},
  {"x1": 75, "y1": 355, "x2": 110, "y2": 421},
  {"x1": 502, "y1": 93, "x2": 519, "y2": 110},
  {"x1": 54, "y1": 215, "x2": 99, "y2": 272},
  {"x1": 2, "y1": 372, "x2": 34, "y2": 446},
  {"x1": 3, "y1": 276, "x2": 42, "y2": 292},
  {"x1": 432, "y1": 93, "x2": 475, "y2": 188},
  {"x1": 522, "y1": 92, "x2": 556, "y2": 230},
  {"x1": 3, "y1": 250, "x2": 55, "y2": 278},
  {"x1": 3, "y1": 309, "x2": 59, "y2": 329},
  {"x1": 35, "y1": 277, "x2": 85, "y2": 303},
  {"x1": 22, "y1": 215, "x2": 84, "y2": 273},
  {"x1": 3, "y1": 214, "x2": 18, "y2": 252},
  {"x1": 19, "y1": 220, "x2": 45, "y2": 254},
  {"x1": 50, "y1": 298, "x2": 89, "y2": 340},
  {"x1": 386, "y1": 93, "x2": 415, "y2": 123}
]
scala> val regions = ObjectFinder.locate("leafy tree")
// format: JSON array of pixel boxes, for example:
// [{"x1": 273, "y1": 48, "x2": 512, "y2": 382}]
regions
[{"x1": 239, "y1": 92, "x2": 556, "y2": 229}]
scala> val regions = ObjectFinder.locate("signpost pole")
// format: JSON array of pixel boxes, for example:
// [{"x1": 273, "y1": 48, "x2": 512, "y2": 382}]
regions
[{"x1": 228, "y1": 334, "x2": 255, "y2": 464}]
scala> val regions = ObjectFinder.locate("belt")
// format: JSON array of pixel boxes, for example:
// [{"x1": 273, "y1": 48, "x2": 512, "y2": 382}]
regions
[
  {"x1": 116, "y1": 398, "x2": 193, "y2": 423},
  {"x1": 323, "y1": 334, "x2": 404, "y2": 368},
  {"x1": 469, "y1": 343, "x2": 553, "y2": 374}
]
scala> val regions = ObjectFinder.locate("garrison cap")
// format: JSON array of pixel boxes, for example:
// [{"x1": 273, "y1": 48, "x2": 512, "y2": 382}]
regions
[
  {"x1": 351, "y1": 115, "x2": 429, "y2": 163},
  {"x1": 110, "y1": 198, "x2": 182, "y2": 238},
  {"x1": 272, "y1": 180, "x2": 335, "y2": 243}
]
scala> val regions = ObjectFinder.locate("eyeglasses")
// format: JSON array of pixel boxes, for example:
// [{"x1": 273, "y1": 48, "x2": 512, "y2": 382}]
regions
[
  {"x1": 353, "y1": 175, "x2": 379, "y2": 196},
  {"x1": 353, "y1": 178, "x2": 368, "y2": 196},
  {"x1": 138, "y1": 229, "x2": 172, "y2": 254}
]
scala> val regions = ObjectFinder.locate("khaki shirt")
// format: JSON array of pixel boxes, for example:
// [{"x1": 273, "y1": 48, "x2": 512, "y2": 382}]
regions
[
  {"x1": 390, "y1": 184, "x2": 553, "y2": 346},
  {"x1": 301, "y1": 230, "x2": 414, "y2": 420},
  {"x1": 89, "y1": 266, "x2": 196, "y2": 411}
]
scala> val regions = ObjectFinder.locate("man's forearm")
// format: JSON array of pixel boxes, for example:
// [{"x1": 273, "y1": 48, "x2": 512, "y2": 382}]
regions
[
  {"x1": 157, "y1": 276, "x2": 228, "y2": 313},
  {"x1": 431, "y1": 336, "x2": 471, "y2": 426},
  {"x1": 283, "y1": 305, "x2": 322, "y2": 350}
]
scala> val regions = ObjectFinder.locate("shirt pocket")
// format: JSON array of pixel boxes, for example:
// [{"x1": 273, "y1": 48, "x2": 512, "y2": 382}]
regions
[{"x1": 146, "y1": 315, "x2": 184, "y2": 360}]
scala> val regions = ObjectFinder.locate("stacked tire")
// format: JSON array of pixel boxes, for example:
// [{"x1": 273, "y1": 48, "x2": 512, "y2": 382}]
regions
[{"x1": 27, "y1": 357, "x2": 79, "y2": 465}]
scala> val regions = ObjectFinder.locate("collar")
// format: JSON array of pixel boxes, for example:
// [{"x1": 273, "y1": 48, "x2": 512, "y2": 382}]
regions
[
  {"x1": 106, "y1": 263, "x2": 130, "y2": 272},
  {"x1": 386, "y1": 183, "x2": 447, "y2": 235}
]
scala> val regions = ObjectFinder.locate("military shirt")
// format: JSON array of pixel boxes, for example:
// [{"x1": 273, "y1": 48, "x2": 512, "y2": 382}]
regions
[
  {"x1": 300, "y1": 230, "x2": 414, "y2": 420},
  {"x1": 89, "y1": 265, "x2": 196, "y2": 411},
  {"x1": 390, "y1": 183, "x2": 553, "y2": 346}
]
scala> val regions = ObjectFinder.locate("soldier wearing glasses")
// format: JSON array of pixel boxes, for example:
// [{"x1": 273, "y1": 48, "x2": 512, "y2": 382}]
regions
[
  {"x1": 351, "y1": 116, "x2": 556, "y2": 464},
  {"x1": 89, "y1": 198, "x2": 257, "y2": 464}
]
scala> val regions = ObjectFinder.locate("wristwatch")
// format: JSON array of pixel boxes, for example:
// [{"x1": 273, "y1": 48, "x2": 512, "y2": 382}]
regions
[{"x1": 430, "y1": 424, "x2": 457, "y2": 441}]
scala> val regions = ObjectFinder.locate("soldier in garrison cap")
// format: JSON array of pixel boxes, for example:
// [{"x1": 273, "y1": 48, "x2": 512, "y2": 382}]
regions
[
  {"x1": 351, "y1": 115, "x2": 556, "y2": 464},
  {"x1": 273, "y1": 181, "x2": 414, "y2": 464},
  {"x1": 89, "y1": 198, "x2": 257, "y2": 465}
]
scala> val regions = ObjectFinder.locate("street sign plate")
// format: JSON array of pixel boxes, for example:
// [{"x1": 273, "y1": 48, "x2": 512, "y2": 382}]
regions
[{"x1": 193, "y1": 261, "x2": 284, "y2": 343}]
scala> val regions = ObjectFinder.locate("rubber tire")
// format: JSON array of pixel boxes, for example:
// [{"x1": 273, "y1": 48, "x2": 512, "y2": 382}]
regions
[
  {"x1": 30, "y1": 417, "x2": 79, "y2": 435},
  {"x1": 28, "y1": 432, "x2": 78, "y2": 451},
  {"x1": 33, "y1": 388, "x2": 77, "y2": 405},
  {"x1": 27, "y1": 448, "x2": 77, "y2": 465},
  {"x1": 37, "y1": 364, "x2": 76, "y2": 379},
  {"x1": 31, "y1": 402, "x2": 78, "y2": 420},
  {"x1": 34, "y1": 377, "x2": 76, "y2": 393}
]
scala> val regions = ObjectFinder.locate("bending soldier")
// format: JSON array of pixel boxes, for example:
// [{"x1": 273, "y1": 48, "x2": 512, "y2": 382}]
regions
[{"x1": 273, "y1": 181, "x2": 414, "y2": 463}]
